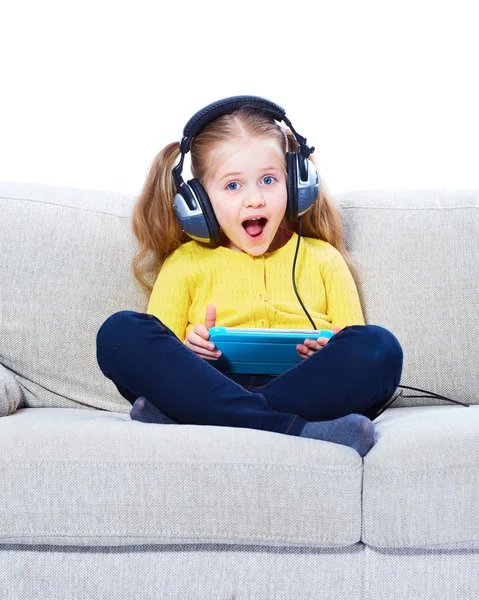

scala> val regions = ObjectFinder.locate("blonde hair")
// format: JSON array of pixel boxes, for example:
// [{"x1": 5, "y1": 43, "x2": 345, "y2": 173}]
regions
[{"x1": 132, "y1": 107, "x2": 359, "y2": 294}]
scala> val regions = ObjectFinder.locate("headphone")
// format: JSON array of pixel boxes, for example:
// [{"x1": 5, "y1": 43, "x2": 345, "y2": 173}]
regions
[{"x1": 172, "y1": 95, "x2": 320, "y2": 244}]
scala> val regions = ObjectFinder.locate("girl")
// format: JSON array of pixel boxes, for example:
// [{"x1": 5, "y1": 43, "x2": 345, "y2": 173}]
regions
[{"x1": 96, "y1": 96, "x2": 403, "y2": 457}]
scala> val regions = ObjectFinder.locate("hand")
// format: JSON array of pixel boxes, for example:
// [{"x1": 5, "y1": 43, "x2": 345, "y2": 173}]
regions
[
  {"x1": 185, "y1": 304, "x2": 222, "y2": 361},
  {"x1": 296, "y1": 326, "x2": 342, "y2": 360}
]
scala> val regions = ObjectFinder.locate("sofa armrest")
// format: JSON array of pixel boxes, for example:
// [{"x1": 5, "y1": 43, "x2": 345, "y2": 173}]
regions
[{"x1": 0, "y1": 363, "x2": 24, "y2": 416}]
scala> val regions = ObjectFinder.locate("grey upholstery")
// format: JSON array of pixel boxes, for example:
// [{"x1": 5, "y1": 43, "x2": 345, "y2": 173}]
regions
[{"x1": 1, "y1": 181, "x2": 478, "y2": 599}]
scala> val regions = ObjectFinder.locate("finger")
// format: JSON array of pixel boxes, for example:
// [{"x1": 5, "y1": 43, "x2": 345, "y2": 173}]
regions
[
  {"x1": 186, "y1": 339, "x2": 222, "y2": 359},
  {"x1": 205, "y1": 304, "x2": 217, "y2": 330},
  {"x1": 193, "y1": 324, "x2": 210, "y2": 341},
  {"x1": 196, "y1": 347, "x2": 222, "y2": 360},
  {"x1": 190, "y1": 330, "x2": 216, "y2": 350},
  {"x1": 304, "y1": 339, "x2": 321, "y2": 350},
  {"x1": 297, "y1": 344, "x2": 314, "y2": 356}
]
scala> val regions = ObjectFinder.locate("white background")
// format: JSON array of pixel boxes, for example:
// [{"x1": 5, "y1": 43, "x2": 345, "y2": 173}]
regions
[{"x1": 1, "y1": 0, "x2": 477, "y2": 197}]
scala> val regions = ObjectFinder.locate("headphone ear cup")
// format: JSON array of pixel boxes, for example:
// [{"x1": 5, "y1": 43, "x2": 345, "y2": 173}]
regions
[
  {"x1": 188, "y1": 178, "x2": 221, "y2": 245},
  {"x1": 286, "y1": 152, "x2": 319, "y2": 222},
  {"x1": 286, "y1": 152, "x2": 298, "y2": 222}
]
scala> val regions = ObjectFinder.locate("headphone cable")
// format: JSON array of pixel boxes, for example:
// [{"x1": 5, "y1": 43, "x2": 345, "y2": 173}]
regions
[{"x1": 292, "y1": 216, "x2": 317, "y2": 330}]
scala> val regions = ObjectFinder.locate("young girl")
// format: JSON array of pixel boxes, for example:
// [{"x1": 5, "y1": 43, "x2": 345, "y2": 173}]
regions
[{"x1": 96, "y1": 96, "x2": 403, "y2": 457}]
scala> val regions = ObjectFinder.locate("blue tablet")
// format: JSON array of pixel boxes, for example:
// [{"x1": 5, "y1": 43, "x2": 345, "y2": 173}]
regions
[{"x1": 205, "y1": 326, "x2": 335, "y2": 375}]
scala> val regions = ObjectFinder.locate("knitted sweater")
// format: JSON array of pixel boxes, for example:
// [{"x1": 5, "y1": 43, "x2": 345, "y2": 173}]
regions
[{"x1": 147, "y1": 232, "x2": 365, "y2": 342}]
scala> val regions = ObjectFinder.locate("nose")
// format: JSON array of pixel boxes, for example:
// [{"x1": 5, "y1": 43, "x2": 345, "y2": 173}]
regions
[{"x1": 244, "y1": 185, "x2": 265, "y2": 208}]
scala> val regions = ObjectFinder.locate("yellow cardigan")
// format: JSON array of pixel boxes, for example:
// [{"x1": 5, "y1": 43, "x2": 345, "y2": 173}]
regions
[{"x1": 147, "y1": 232, "x2": 365, "y2": 342}]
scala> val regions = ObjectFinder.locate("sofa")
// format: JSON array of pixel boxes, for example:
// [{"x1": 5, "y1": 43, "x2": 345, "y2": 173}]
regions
[{"x1": 1, "y1": 180, "x2": 478, "y2": 600}]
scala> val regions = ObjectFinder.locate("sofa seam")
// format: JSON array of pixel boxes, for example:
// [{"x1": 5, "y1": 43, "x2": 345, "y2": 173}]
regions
[
  {"x1": 364, "y1": 465, "x2": 479, "y2": 477},
  {"x1": 0, "y1": 461, "x2": 362, "y2": 474},
  {"x1": 363, "y1": 537, "x2": 479, "y2": 548},
  {"x1": 340, "y1": 204, "x2": 479, "y2": 211},
  {"x1": 0, "y1": 532, "x2": 356, "y2": 545},
  {"x1": 4, "y1": 531, "x2": 479, "y2": 546},
  {"x1": 0, "y1": 195, "x2": 131, "y2": 218}
]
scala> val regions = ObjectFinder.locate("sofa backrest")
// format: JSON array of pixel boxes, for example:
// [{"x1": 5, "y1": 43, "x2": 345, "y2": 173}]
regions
[
  {"x1": 337, "y1": 188, "x2": 479, "y2": 408},
  {"x1": 0, "y1": 182, "x2": 146, "y2": 412},
  {"x1": 1, "y1": 181, "x2": 478, "y2": 411}
]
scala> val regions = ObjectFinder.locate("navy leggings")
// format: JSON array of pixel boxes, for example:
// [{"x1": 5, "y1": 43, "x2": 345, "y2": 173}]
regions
[{"x1": 96, "y1": 311, "x2": 403, "y2": 437}]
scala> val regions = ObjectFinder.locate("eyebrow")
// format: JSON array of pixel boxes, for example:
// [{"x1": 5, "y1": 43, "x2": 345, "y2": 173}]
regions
[{"x1": 218, "y1": 167, "x2": 282, "y2": 182}]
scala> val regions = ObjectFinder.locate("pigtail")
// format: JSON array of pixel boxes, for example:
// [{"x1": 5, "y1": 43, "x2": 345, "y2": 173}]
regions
[{"x1": 131, "y1": 142, "x2": 190, "y2": 295}]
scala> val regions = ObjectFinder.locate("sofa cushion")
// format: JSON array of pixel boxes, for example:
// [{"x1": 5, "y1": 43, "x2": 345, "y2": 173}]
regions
[
  {"x1": 0, "y1": 408, "x2": 363, "y2": 547},
  {"x1": 336, "y1": 189, "x2": 479, "y2": 408},
  {"x1": 362, "y1": 404, "x2": 479, "y2": 549},
  {"x1": 0, "y1": 181, "x2": 145, "y2": 412}
]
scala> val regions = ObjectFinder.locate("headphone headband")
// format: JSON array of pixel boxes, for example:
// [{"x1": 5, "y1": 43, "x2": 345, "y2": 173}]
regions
[{"x1": 181, "y1": 96, "x2": 286, "y2": 152}]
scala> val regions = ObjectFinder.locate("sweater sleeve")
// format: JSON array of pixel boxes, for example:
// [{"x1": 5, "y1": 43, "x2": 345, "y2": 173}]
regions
[
  {"x1": 146, "y1": 249, "x2": 191, "y2": 342},
  {"x1": 321, "y1": 245, "x2": 365, "y2": 329}
]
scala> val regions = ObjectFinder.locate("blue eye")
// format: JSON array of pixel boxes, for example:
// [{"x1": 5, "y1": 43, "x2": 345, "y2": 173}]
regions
[
  {"x1": 262, "y1": 176, "x2": 276, "y2": 185},
  {"x1": 226, "y1": 182, "x2": 240, "y2": 191}
]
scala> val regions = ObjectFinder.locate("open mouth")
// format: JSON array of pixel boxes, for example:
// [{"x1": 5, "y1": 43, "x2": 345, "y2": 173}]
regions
[{"x1": 242, "y1": 217, "x2": 268, "y2": 239}]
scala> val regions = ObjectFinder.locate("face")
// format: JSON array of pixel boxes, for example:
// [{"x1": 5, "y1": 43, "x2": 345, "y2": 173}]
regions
[{"x1": 204, "y1": 137, "x2": 288, "y2": 255}]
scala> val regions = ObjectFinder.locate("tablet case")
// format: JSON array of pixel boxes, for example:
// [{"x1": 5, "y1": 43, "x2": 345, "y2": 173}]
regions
[{"x1": 206, "y1": 326, "x2": 335, "y2": 375}]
